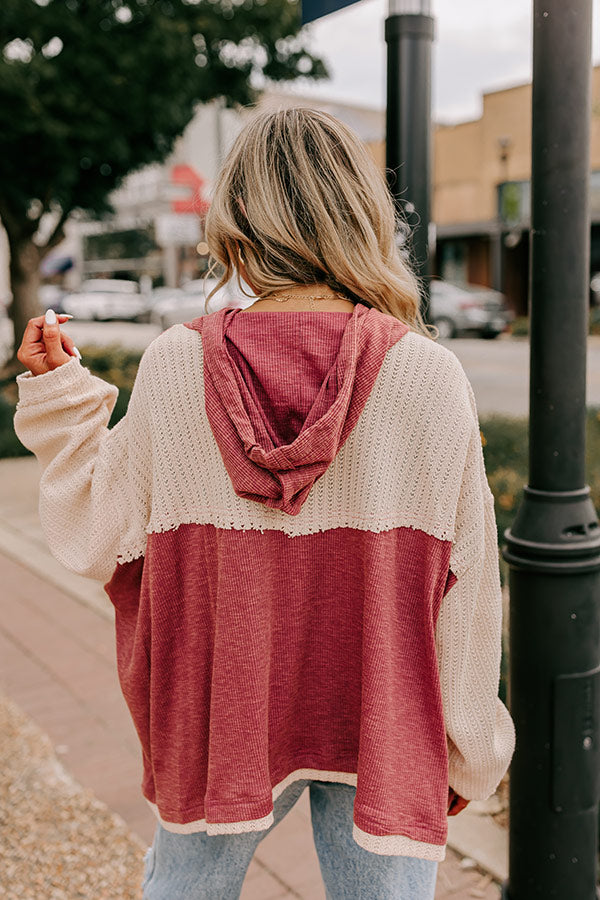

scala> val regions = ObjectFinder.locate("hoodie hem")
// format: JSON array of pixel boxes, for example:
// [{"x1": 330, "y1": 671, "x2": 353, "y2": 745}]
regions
[
  {"x1": 143, "y1": 767, "x2": 446, "y2": 859},
  {"x1": 351, "y1": 824, "x2": 446, "y2": 860},
  {"x1": 144, "y1": 767, "x2": 357, "y2": 834}
]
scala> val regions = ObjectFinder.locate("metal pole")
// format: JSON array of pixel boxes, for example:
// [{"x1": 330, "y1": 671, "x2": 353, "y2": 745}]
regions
[
  {"x1": 385, "y1": 0, "x2": 434, "y2": 323},
  {"x1": 501, "y1": 2, "x2": 600, "y2": 898}
]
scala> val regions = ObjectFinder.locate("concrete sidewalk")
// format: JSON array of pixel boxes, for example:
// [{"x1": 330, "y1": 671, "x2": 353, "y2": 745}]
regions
[{"x1": 0, "y1": 455, "x2": 507, "y2": 898}]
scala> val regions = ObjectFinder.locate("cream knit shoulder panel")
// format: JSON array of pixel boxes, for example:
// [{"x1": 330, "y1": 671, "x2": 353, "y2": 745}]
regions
[{"x1": 131, "y1": 324, "x2": 479, "y2": 570}]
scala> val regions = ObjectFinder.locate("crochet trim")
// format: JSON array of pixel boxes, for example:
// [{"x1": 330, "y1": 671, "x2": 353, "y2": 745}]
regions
[
  {"x1": 144, "y1": 767, "x2": 446, "y2": 860},
  {"x1": 352, "y1": 824, "x2": 446, "y2": 861},
  {"x1": 144, "y1": 768, "x2": 357, "y2": 835}
]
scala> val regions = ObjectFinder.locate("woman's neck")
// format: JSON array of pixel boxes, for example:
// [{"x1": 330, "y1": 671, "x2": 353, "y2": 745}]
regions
[{"x1": 242, "y1": 283, "x2": 355, "y2": 313}]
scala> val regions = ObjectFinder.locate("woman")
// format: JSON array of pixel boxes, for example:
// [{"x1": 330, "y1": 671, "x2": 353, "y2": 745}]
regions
[{"x1": 14, "y1": 107, "x2": 514, "y2": 900}]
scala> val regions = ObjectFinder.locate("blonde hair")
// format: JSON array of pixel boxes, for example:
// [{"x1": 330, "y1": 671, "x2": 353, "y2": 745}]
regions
[{"x1": 205, "y1": 106, "x2": 435, "y2": 339}]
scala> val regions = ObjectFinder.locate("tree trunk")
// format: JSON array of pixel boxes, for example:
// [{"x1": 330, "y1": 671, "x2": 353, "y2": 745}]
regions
[{"x1": 4, "y1": 234, "x2": 42, "y2": 373}]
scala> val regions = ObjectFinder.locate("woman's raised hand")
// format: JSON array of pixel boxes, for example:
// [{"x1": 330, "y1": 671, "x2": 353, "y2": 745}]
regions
[{"x1": 17, "y1": 310, "x2": 81, "y2": 376}]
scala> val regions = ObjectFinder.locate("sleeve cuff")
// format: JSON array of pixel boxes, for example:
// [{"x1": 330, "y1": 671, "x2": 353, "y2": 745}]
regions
[{"x1": 15, "y1": 357, "x2": 99, "y2": 405}]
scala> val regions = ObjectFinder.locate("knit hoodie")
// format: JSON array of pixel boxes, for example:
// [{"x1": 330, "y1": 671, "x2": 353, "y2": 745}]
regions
[
  {"x1": 13, "y1": 302, "x2": 515, "y2": 860},
  {"x1": 195, "y1": 303, "x2": 408, "y2": 514}
]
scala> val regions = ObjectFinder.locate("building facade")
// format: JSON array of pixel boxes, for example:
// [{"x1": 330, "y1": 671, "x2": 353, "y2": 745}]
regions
[
  {"x1": 432, "y1": 65, "x2": 600, "y2": 315},
  {"x1": 5, "y1": 68, "x2": 600, "y2": 312},
  {"x1": 53, "y1": 93, "x2": 387, "y2": 291}
]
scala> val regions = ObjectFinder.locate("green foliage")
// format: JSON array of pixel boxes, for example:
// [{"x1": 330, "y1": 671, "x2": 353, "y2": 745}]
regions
[
  {"x1": 84, "y1": 228, "x2": 158, "y2": 261},
  {"x1": 4, "y1": 348, "x2": 600, "y2": 710},
  {"x1": 0, "y1": 391, "x2": 31, "y2": 457},
  {"x1": 4, "y1": 349, "x2": 600, "y2": 596},
  {"x1": 509, "y1": 316, "x2": 529, "y2": 337},
  {"x1": 73, "y1": 343, "x2": 141, "y2": 424},
  {"x1": 480, "y1": 414, "x2": 529, "y2": 563},
  {"x1": 0, "y1": 344, "x2": 141, "y2": 455},
  {"x1": 587, "y1": 405, "x2": 600, "y2": 514},
  {"x1": 510, "y1": 311, "x2": 600, "y2": 336},
  {"x1": 4, "y1": 349, "x2": 600, "y2": 529},
  {"x1": 74, "y1": 344, "x2": 141, "y2": 393},
  {"x1": 479, "y1": 409, "x2": 600, "y2": 589},
  {"x1": 0, "y1": 0, "x2": 327, "y2": 235},
  {"x1": 479, "y1": 408, "x2": 600, "y2": 704}
]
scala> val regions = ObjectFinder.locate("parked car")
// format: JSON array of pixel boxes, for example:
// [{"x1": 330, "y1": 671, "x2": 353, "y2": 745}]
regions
[
  {"x1": 61, "y1": 279, "x2": 149, "y2": 322},
  {"x1": 150, "y1": 276, "x2": 511, "y2": 337},
  {"x1": 150, "y1": 278, "x2": 255, "y2": 331},
  {"x1": 429, "y1": 280, "x2": 512, "y2": 339}
]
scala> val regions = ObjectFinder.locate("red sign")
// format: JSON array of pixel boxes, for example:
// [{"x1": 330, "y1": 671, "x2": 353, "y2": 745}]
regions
[{"x1": 170, "y1": 164, "x2": 210, "y2": 216}]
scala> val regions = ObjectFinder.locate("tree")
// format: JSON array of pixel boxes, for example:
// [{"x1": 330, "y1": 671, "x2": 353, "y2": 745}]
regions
[{"x1": 0, "y1": 0, "x2": 327, "y2": 369}]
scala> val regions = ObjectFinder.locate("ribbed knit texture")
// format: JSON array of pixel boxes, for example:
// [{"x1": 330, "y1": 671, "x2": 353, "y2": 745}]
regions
[
  {"x1": 14, "y1": 305, "x2": 515, "y2": 860},
  {"x1": 195, "y1": 304, "x2": 407, "y2": 513}
]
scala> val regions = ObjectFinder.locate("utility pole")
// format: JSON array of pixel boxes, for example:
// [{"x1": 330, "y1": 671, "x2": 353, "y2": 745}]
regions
[
  {"x1": 501, "y1": 2, "x2": 600, "y2": 898},
  {"x1": 385, "y1": 0, "x2": 434, "y2": 322}
]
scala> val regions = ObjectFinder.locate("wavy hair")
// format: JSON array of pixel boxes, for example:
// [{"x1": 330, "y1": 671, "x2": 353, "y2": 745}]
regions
[{"x1": 204, "y1": 106, "x2": 435, "y2": 339}]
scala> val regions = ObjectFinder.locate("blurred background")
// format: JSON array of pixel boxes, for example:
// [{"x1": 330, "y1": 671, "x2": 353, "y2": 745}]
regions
[
  {"x1": 1, "y1": 3, "x2": 600, "y2": 898},
  {"x1": 1, "y1": 0, "x2": 599, "y2": 363}
]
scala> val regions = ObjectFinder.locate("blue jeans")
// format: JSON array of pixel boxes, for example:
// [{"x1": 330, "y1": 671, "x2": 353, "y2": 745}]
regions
[{"x1": 141, "y1": 779, "x2": 439, "y2": 899}]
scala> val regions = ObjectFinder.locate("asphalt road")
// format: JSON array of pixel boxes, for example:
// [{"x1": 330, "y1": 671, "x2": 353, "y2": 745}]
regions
[
  {"x1": 3, "y1": 317, "x2": 600, "y2": 418},
  {"x1": 451, "y1": 334, "x2": 600, "y2": 416}
]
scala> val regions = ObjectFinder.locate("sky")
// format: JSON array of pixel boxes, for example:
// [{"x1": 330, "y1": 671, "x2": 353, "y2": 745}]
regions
[{"x1": 286, "y1": 0, "x2": 600, "y2": 124}]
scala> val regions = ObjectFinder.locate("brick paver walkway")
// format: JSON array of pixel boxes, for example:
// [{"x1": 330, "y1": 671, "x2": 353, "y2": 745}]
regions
[{"x1": 0, "y1": 549, "x2": 500, "y2": 898}]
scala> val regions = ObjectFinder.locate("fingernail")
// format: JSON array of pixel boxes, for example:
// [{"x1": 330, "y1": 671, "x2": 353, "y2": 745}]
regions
[
  {"x1": 73, "y1": 346, "x2": 82, "y2": 359},
  {"x1": 45, "y1": 308, "x2": 57, "y2": 325},
  {"x1": 61, "y1": 314, "x2": 74, "y2": 319}
]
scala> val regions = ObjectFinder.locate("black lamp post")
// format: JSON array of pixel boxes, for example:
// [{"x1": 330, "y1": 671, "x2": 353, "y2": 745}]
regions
[
  {"x1": 385, "y1": 0, "x2": 434, "y2": 323},
  {"x1": 501, "y1": 1, "x2": 600, "y2": 897}
]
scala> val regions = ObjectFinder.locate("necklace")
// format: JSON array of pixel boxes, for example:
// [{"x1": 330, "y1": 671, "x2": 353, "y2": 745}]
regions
[{"x1": 257, "y1": 287, "x2": 350, "y2": 311}]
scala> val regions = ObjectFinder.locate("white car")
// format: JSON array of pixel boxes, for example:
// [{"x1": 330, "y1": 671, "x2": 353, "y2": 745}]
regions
[
  {"x1": 62, "y1": 279, "x2": 149, "y2": 322},
  {"x1": 429, "y1": 280, "x2": 512, "y2": 339},
  {"x1": 151, "y1": 278, "x2": 255, "y2": 331}
]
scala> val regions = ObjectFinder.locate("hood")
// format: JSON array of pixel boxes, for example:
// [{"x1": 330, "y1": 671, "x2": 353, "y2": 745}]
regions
[{"x1": 184, "y1": 303, "x2": 409, "y2": 515}]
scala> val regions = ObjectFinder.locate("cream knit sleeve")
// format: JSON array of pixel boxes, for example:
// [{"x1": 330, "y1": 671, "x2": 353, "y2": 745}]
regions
[
  {"x1": 13, "y1": 354, "x2": 152, "y2": 583},
  {"x1": 435, "y1": 377, "x2": 515, "y2": 800}
]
